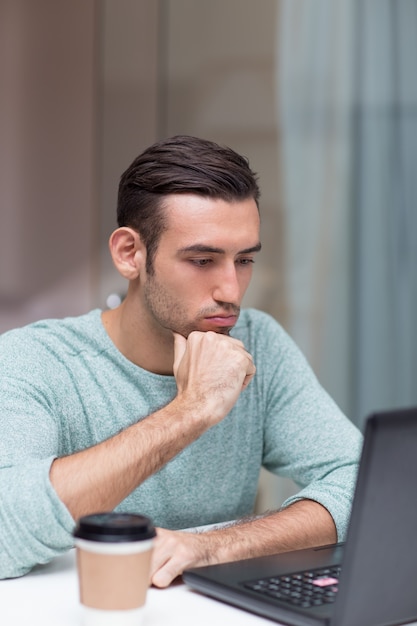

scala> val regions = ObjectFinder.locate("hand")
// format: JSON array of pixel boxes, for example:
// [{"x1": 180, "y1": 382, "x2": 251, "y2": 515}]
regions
[
  {"x1": 173, "y1": 331, "x2": 256, "y2": 425},
  {"x1": 151, "y1": 527, "x2": 211, "y2": 588},
  {"x1": 150, "y1": 502, "x2": 337, "y2": 588}
]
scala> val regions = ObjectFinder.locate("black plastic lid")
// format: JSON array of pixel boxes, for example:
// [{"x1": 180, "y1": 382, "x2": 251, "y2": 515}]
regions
[{"x1": 73, "y1": 512, "x2": 156, "y2": 543}]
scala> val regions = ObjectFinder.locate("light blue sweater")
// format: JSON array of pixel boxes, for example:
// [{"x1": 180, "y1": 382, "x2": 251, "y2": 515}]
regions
[{"x1": 0, "y1": 308, "x2": 362, "y2": 579}]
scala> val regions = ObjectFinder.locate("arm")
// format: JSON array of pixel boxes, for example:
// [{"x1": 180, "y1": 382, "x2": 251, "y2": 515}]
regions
[
  {"x1": 151, "y1": 499, "x2": 337, "y2": 587},
  {"x1": 241, "y1": 310, "x2": 363, "y2": 543},
  {"x1": 0, "y1": 330, "x2": 254, "y2": 579},
  {"x1": 50, "y1": 330, "x2": 256, "y2": 520},
  {"x1": 146, "y1": 311, "x2": 362, "y2": 588}
]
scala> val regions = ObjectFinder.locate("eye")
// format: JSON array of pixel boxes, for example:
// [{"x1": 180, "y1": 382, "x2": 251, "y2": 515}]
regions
[
  {"x1": 237, "y1": 258, "x2": 255, "y2": 265},
  {"x1": 191, "y1": 258, "x2": 212, "y2": 267}
]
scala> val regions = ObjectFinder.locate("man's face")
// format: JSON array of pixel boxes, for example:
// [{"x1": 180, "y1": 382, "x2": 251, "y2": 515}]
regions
[{"x1": 141, "y1": 194, "x2": 261, "y2": 338}]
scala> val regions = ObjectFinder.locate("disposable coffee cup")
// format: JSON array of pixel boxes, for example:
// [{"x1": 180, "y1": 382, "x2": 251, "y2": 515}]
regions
[{"x1": 73, "y1": 512, "x2": 156, "y2": 626}]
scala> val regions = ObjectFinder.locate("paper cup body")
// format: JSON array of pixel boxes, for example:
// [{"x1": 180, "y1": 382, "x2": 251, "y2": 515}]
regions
[{"x1": 73, "y1": 513, "x2": 155, "y2": 626}]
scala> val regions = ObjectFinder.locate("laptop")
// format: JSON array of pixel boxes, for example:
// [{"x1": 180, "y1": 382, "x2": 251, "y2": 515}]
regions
[{"x1": 183, "y1": 407, "x2": 417, "y2": 626}]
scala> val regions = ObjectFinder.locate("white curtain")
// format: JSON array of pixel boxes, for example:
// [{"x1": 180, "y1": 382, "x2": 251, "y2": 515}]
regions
[
  {"x1": 353, "y1": 0, "x2": 417, "y2": 423},
  {"x1": 276, "y1": 0, "x2": 417, "y2": 426},
  {"x1": 277, "y1": 0, "x2": 355, "y2": 417}
]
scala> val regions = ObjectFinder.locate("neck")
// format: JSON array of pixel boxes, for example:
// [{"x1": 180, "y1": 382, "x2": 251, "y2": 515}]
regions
[{"x1": 101, "y1": 295, "x2": 175, "y2": 375}]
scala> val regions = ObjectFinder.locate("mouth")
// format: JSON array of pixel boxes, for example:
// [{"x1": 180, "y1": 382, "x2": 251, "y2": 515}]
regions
[{"x1": 203, "y1": 315, "x2": 238, "y2": 329}]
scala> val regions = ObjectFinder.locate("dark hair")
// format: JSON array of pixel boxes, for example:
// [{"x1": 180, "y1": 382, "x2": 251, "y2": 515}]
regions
[{"x1": 117, "y1": 135, "x2": 260, "y2": 273}]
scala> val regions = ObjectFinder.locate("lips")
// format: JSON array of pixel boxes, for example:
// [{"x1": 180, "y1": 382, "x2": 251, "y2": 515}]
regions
[{"x1": 204, "y1": 315, "x2": 237, "y2": 328}]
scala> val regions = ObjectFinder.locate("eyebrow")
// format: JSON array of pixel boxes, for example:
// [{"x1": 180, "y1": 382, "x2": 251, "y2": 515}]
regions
[{"x1": 178, "y1": 242, "x2": 262, "y2": 255}]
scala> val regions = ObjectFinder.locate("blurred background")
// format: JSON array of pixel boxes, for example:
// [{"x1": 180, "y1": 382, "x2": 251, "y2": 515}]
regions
[{"x1": 1, "y1": 0, "x2": 416, "y2": 508}]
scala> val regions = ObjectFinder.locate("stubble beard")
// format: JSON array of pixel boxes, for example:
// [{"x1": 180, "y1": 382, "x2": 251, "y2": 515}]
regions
[{"x1": 143, "y1": 274, "x2": 239, "y2": 338}]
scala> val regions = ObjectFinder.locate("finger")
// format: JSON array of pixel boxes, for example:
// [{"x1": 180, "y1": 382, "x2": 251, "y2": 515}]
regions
[
  {"x1": 242, "y1": 367, "x2": 256, "y2": 389},
  {"x1": 172, "y1": 332, "x2": 187, "y2": 375},
  {"x1": 242, "y1": 361, "x2": 256, "y2": 390},
  {"x1": 150, "y1": 529, "x2": 188, "y2": 588},
  {"x1": 151, "y1": 556, "x2": 181, "y2": 588},
  {"x1": 150, "y1": 527, "x2": 174, "y2": 569}
]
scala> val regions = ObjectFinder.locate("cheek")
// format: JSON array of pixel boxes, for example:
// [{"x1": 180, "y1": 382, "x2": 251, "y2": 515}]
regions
[
  {"x1": 161, "y1": 275, "x2": 205, "y2": 312},
  {"x1": 238, "y1": 268, "x2": 253, "y2": 292}
]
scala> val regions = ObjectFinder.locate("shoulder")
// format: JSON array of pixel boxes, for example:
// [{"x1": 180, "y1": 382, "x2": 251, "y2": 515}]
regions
[
  {"x1": 0, "y1": 309, "x2": 104, "y2": 367},
  {"x1": 232, "y1": 308, "x2": 314, "y2": 379},
  {"x1": 1, "y1": 309, "x2": 102, "y2": 339}
]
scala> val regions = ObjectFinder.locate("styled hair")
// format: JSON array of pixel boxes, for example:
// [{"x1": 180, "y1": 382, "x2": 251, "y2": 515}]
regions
[{"x1": 117, "y1": 135, "x2": 260, "y2": 273}]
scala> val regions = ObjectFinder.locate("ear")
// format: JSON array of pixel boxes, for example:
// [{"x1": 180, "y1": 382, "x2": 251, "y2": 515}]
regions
[{"x1": 108, "y1": 227, "x2": 146, "y2": 280}]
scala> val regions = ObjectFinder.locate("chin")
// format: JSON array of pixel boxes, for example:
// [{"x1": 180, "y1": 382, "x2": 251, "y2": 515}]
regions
[
  {"x1": 216, "y1": 327, "x2": 231, "y2": 336},
  {"x1": 171, "y1": 320, "x2": 233, "y2": 338}
]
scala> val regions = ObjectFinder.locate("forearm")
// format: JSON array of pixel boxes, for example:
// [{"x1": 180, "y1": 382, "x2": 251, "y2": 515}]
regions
[
  {"x1": 50, "y1": 332, "x2": 255, "y2": 521},
  {"x1": 202, "y1": 500, "x2": 336, "y2": 562},
  {"x1": 152, "y1": 499, "x2": 336, "y2": 587},
  {"x1": 50, "y1": 395, "x2": 210, "y2": 521}
]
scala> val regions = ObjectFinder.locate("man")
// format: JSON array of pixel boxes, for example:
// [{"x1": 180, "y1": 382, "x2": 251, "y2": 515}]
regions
[{"x1": 0, "y1": 135, "x2": 362, "y2": 583}]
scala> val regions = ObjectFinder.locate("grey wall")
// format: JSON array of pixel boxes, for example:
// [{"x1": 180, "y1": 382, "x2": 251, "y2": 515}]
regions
[
  {"x1": 0, "y1": 0, "x2": 160, "y2": 331},
  {"x1": 0, "y1": 0, "x2": 97, "y2": 331},
  {"x1": 0, "y1": 0, "x2": 298, "y2": 511}
]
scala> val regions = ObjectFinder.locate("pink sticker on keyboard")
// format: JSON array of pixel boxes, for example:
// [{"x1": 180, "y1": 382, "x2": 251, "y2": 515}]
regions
[{"x1": 312, "y1": 577, "x2": 339, "y2": 587}]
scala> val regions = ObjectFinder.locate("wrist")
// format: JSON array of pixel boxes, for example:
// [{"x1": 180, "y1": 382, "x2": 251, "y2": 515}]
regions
[{"x1": 171, "y1": 392, "x2": 217, "y2": 432}]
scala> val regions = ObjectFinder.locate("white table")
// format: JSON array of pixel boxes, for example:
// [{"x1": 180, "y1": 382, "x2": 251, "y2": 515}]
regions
[{"x1": 2, "y1": 550, "x2": 274, "y2": 626}]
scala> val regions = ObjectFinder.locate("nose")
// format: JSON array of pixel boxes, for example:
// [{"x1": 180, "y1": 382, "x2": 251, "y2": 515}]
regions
[{"x1": 212, "y1": 263, "x2": 241, "y2": 305}]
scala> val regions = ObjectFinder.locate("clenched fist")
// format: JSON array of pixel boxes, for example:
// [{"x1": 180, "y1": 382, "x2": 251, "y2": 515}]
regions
[{"x1": 172, "y1": 331, "x2": 256, "y2": 427}]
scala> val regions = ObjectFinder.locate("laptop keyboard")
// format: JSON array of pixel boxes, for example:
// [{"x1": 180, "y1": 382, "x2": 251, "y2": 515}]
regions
[{"x1": 242, "y1": 565, "x2": 341, "y2": 609}]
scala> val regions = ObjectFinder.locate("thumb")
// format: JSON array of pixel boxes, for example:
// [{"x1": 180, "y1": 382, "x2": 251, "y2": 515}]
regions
[{"x1": 172, "y1": 332, "x2": 187, "y2": 376}]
